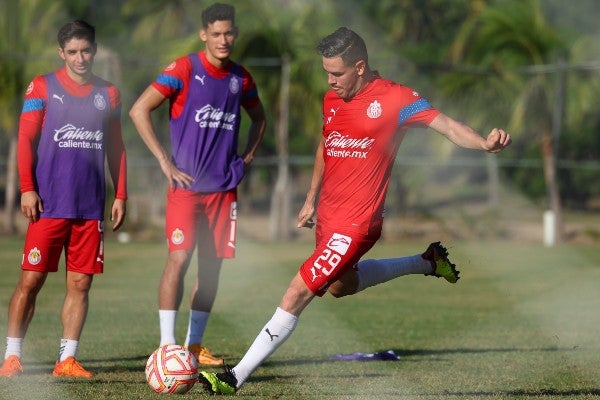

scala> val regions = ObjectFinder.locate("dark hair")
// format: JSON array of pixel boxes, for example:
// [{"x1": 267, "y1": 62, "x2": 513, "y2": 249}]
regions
[
  {"x1": 316, "y1": 27, "x2": 368, "y2": 66},
  {"x1": 57, "y1": 20, "x2": 95, "y2": 49},
  {"x1": 201, "y1": 3, "x2": 235, "y2": 27}
]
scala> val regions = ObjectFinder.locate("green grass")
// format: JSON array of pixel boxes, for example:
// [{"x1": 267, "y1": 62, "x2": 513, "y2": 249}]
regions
[{"x1": 0, "y1": 236, "x2": 599, "y2": 399}]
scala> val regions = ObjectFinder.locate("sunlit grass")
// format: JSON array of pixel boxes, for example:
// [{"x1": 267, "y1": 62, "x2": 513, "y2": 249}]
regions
[{"x1": 0, "y1": 236, "x2": 598, "y2": 399}]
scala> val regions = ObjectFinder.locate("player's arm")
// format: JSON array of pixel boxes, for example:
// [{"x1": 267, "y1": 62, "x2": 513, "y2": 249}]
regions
[
  {"x1": 129, "y1": 85, "x2": 194, "y2": 188},
  {"x1": 297, "y1": 138, "x2": 325, "y2": 228},
  {"x1": 428, "y1": 112, "x2": 511, "y2": 153},
  {"x1": 106, "y1": 86, "x2": 127, "y2": 231},
  {"x1": 18, "y1": 78, "x2": 45, "y2": 223},
  {"x1": 240, "y1": 101, "x2": 266, "y2": 165}
]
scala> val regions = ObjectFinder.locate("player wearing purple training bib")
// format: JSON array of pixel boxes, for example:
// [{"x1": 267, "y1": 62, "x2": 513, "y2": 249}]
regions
[
  {"x1": 0, "y1": 20, "x2": 127, "y2": 379},
  {"x1": 130, "y1": 3, "x2": 266, "y2": 366}
]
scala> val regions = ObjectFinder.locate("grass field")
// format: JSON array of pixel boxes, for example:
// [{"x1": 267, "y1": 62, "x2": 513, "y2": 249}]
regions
[{"x1": 0, "y1": 235, "x2": 599, "y2": 399}]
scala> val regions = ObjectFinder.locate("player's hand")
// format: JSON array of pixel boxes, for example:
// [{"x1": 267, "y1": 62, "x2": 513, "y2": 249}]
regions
[
  {"x1": 297, "y1": 202, "x2": 315, "y2": 229},
  {"x1": 485, "y1": 128, "x2": 511, "y2": 153},
  {"x1": 159, "y1": 158, "x2": 194, "y2": 189},
  {"x1": 242, "y1": 152, "x2": 254, "y2": 166},
  {"x1": 20, "y1": 191, "x2": 43, "y2": 223},
  {"x1": 111, "y1": 198, "x2": 126, "y2": 231}
]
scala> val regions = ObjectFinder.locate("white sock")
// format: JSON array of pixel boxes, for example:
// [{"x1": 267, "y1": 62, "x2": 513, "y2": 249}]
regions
[
  {"x1": 4, "y1": 337, "x2": 23, "y2": 359},
  {"x1": 356, "y1": 254, "x2": 432, "y2": 292},
  {"x1": 184, "y1": 310, "x2": 209, "y2": 346},
  {"x1": 232, "y1": 307, "x2": 298, "y2": 389},
  {"x1": 58, "y1": 339, "x2": 79, "y2": 361},
  {"x1": 159, "y1": 310, "x2": 178, "y2": 346}
]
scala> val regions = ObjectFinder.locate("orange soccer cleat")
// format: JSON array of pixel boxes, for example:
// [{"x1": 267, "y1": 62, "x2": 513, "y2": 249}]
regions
[
  {"x1": 186, "y1": 344, "x2": 224, "y2": 366},
  {"x1": 52, "y1": 357, "x2": 94, "y2": 378},
  {"x1": 0, "y1": 355, "x2": 23, "y2": 377}
]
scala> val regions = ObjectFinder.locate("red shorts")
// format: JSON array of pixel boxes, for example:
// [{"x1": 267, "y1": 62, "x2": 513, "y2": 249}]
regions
[
  {"x1": 22, "y1": 218, "x2": 104, "y2": 274},
  {"x1": 299, "y1": 224, "x2": 381, "y2": 296},
  {"x1": 165, "y1": 188, "x2": 237, "y2": 258}
]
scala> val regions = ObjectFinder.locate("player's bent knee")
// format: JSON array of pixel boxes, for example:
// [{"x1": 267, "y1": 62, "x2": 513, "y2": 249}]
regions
[{"x1": 327, "y1": 282, "x2": 354, "y2": 298}]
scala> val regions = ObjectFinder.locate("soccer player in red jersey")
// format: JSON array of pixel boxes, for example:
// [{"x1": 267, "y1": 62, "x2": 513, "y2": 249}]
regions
[
  {"x1": 129, "y1": 3, "x2": 266, "y2": 366},
  {"x1": 198, "y1": 27, "x2": 511, "y2": 394},
  {"x1": 0, "y1": 20, "x2": 127, "y2": 378}
]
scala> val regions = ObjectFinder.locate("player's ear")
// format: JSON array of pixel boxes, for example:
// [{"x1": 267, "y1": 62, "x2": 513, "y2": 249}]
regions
[
  {"x1": 199, "y1": 28, "x2": 207, "y2": 42},
  {"x1": 355, "y1": 60, "x2": 366, "y2": 76}
]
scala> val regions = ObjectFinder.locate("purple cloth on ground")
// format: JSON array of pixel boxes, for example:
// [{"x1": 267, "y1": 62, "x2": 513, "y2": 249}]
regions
[{"x1": 330, "y1": 350, "x2": 400, "y2": 361}]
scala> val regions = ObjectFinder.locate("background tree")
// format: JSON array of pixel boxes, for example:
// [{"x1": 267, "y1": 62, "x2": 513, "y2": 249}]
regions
[
  {"x1": 441, "y1": 0, "x2": 568, "y2": 241},
  {"x1": 0, "y1": 0, "x2": 64, "y2": 233}
]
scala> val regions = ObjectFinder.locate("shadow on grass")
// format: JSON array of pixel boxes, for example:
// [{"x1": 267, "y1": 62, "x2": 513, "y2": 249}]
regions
[
  {"x1": 392, "y1": 346, "x2": 569, "y2": 357},
  {"x1": 264, "y1": 346, "x2": 572, "y2": 367},
  {"x1": 18, "y1": 355, "x2": 149, "y2": 376},
  {"x1": 447, "y1": 388, "x2": 600, "y2": 397}
]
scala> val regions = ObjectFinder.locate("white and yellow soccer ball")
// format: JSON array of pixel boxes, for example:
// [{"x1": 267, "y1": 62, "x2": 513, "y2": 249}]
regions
[{"x1": 145, "y1": 344, "x2": 199, "y2": 394}]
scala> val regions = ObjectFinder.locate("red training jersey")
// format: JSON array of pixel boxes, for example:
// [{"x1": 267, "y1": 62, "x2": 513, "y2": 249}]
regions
[{"x1": 318, "y1": 77, "x2": 439, "y2": 234}]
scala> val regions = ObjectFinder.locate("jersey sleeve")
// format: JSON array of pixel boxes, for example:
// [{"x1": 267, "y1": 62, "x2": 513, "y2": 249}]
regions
[
  {"x1": 17, "y1": 76, "x2": 47, "y2": 193},
  {"x1": 240, "y1": 65, "x2": 260, "y2": 110},
  {"x1": 395, "y1": 85, "x2": 440, "y2": 127},
  {"x1": 151, "y1": 56, "x2": 190, "y2": 98},
  {"x1": 106, "y1": 85, "x2": 127, "y2": 200}
]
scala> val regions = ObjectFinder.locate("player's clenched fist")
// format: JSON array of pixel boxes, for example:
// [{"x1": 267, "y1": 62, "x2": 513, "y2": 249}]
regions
[{"x1": 485, "y1": 128, "x2": 511, "y2": 153}]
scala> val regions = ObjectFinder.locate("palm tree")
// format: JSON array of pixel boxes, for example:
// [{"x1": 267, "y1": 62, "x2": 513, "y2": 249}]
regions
[
  {"x1": 442, "y1": 0, "x2": 567, "y2": 242},
  {"x1": 0, "y1": 0, "x2": 64, "y2": 233}
]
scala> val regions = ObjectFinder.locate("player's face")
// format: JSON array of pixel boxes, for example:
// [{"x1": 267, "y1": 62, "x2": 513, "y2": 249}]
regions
[
  {"x1": 322, "y1": 56, "x2": 365, "y2": 101},
  {"x1": 200, "y1": 20, "x2": 237, "y2": 66},
  {"x1": 58, "y1": 38, "x2": 96, "y2": 83}
]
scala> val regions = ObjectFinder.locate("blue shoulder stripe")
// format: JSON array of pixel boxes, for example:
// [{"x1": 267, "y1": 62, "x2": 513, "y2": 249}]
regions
[
  {"x1": 156, "y1": 74, "x2": 183, "y2": 91},
  {"x1": 398, "y1": 98, "x2": 432, "y2": 125},
  {"x1": 22, "y1": 98, "x2": 44, "y2": 113}
]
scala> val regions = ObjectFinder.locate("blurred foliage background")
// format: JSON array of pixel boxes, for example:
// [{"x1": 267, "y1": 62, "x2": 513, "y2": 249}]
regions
[{"x1": 0, "y1": 0, "x2": 599, "y2": 242}]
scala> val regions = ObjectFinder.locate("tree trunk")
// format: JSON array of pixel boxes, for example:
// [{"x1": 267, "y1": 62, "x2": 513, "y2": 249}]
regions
[
  {"x1": 4, "y1": 134, "x2": 18, "y2": 234},
  {"x1": 269, "y1": 55, "x2": 291, "y2": 240},
  {"x1": 540, "y1": 134, "x2": 562, "y2": 243}
]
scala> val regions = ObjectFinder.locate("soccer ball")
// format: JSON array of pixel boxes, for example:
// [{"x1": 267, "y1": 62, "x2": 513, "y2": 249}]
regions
[{"x1": 145, "y1": 344, "x2": 199, "y2": 394}]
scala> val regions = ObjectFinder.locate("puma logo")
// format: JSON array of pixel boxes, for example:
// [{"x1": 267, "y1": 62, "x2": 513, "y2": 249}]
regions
[
  {"x1": 265, "y1": 328, "x2": 279, "y2": 342},
  {"x1": 327, "y1": 107, "x2": 340, "y2": 124},
  {"x1": 310, "y1": 266, "x2": 321, "y2": 282},
  {"x1": 194, "y1": 74, "x2": 206, "y2": 85},
  {"x1": 53, "y1": 94, "x2": 65, "y2": 104}
]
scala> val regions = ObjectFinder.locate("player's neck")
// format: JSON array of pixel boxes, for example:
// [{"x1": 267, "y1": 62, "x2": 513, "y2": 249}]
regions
[
  {"x1": 64, "y1": 68, "x2": 93, "y2": 85},
  {"x1": 204, "y1": 52, "x2": 231, "y2": 70},
  {"x1": 351, "y1": 70, "x2": 377, "y2": 98}
]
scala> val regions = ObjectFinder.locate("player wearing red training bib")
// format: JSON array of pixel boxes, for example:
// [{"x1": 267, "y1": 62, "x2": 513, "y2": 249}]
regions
[
  {"x1": 318, "y1": 78, "x2": 439, "y2": 234},
  {"x1": 0, "y1": 20, "x2": 127, "y2": 379},
  {"x1": 299, "y1": 79, "x2": 441, "y2": 294},
  {"x1": 198, "y1": 27, "x2": 511, "y2": 395}
]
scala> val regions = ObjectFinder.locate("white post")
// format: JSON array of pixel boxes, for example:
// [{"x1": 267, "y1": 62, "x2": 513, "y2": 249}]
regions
[{"x1": 543, "y1": 210, "x2": 556, "y2": 247}]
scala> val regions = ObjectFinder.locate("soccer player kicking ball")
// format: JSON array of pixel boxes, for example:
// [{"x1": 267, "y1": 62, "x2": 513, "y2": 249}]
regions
[
  {"x1": 199, "y1": 27, "x2": 511, "y2": 394},
  {"x1": 0, "y1": 20, "x2": 127, "y2": 378}
]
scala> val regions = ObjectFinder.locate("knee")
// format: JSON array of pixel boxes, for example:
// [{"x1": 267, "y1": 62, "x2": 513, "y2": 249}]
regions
[
  {"x1": 327, "y1": 282, "x2": 352, "y2": 298},
  {"x1": 167, "y1": 250, "x2": 192, "y2": 269},
  {"x1": 67, "y1": 273, "x2": 93, "y2": 293},
  {"x1": 17, "y1": 272, "x2": 46, "y2": 296}
]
